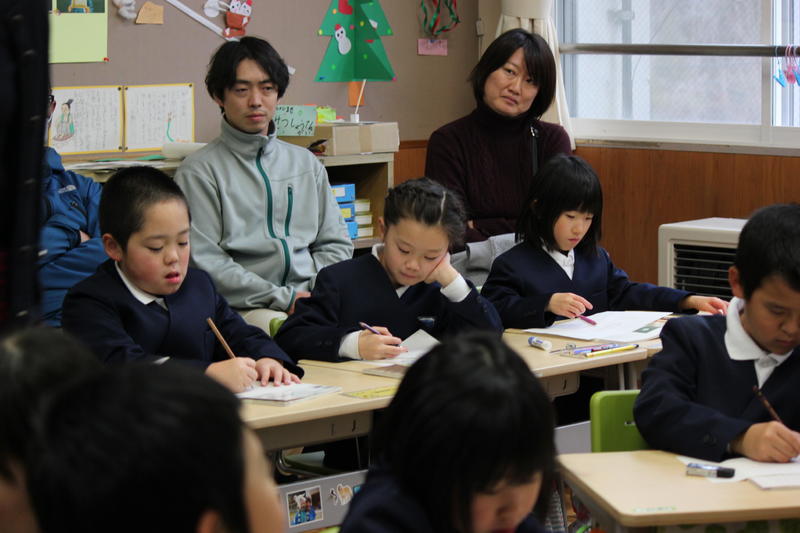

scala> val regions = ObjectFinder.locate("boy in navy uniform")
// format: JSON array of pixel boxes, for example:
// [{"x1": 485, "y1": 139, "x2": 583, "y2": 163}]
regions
[
  {"x1": 63, "y1": 166, "x2": 300, "y2": 393},
  {"x1": 635, "y1": 203, "x2": 800, "y2": 462}
]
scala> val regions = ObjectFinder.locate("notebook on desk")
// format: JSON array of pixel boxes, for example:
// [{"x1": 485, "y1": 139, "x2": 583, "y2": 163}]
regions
[
  {"x1": 237, "y1": 382, "x2": 342, "y2": 406},
  {"x1": 360, "y1": 329, "x2": 439, "y2": 379}
]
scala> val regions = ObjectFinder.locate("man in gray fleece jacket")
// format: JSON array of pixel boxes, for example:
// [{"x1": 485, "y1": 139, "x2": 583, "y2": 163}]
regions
[{"x1": 175, "y1": 37, "x2": 352, "y2": 331}]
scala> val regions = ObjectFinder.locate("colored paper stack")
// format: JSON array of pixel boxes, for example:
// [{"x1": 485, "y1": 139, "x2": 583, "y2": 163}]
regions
[
  {"x1": 330, "y1": 183, "x2": 359, "y2": 239},
  {"x1": 353, "y1": 198, "x2": 373, "y2": 238}
]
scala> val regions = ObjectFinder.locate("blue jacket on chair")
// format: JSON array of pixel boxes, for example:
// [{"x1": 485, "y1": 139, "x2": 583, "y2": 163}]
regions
[
  {"x1": 38, "y1": 147, "x2": 107, "y2": 326},
  {"x1": 63, "y1": 259, "x2": 300, "y2": 375}
]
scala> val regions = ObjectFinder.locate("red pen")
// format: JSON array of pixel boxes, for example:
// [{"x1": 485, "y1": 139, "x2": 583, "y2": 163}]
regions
[{"x1": 578, "y1": 315, "x2": 597, "y2": 326}]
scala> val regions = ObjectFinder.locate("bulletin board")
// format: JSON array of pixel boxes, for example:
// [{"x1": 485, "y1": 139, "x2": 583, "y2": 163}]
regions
[{"x1": 49, "y1": 1, "x2": 480, "y2": 144}]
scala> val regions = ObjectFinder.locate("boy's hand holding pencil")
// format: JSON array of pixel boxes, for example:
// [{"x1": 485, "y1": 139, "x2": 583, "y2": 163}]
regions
[
  {"x1": 205, "y1": 317, "x2": 299, "y2": 393},
  {"x1": 729, "y1": 387, "x2": 800, "y2": 463}
]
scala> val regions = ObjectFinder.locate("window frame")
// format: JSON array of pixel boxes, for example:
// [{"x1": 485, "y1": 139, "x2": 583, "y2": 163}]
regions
[{"x1": 556, "y1": 0, "x2": 800, "y2": 151}]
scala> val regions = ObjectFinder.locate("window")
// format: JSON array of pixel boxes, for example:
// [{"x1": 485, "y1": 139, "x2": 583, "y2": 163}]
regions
[{"x1": 556, "y1": 0, "x2": 800, "y2": 148}]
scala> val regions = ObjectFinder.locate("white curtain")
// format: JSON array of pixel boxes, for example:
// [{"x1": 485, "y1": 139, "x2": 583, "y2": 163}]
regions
[{"x1": 496, "y1": 0, "x2": 575, "y2": 149}]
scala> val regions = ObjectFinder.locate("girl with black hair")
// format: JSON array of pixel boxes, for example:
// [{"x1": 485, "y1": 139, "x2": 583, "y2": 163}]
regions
[
  {"x1": 340, "y1": 331, "x2": 555, "y2": 533},
  {"x1": 482, "y1": 154, "x2": 728, "y2": 329},
  {"x1": 275, "y1": 177, "x2": 502, "y2": 362}
]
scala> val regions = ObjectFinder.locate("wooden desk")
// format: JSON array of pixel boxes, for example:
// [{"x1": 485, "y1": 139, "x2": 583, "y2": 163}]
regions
[
  {"x1": 241, "y1": 365, "x2": 396, "y2": 452},
  {"x1": 300, "y1": 330, "x2": 650, "y2": 398},
  {"x1": 559, "y1": 450, "x2": 800, "y2": 532}
]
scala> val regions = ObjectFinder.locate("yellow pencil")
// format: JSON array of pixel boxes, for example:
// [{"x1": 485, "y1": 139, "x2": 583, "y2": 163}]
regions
[{"x1": 584, "y1": 343, "x2": 638, "y2": 358}]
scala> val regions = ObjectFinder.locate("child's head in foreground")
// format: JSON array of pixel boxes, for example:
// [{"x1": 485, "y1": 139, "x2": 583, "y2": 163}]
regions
[
  {"x1": 0, "y1": 327, "x2": 99, "y2": 533},
  {"x1": 729, "y1": 203, "x2": 800, "y2": 355},
  {"x1": 380, "y1": 177, "x2": 466, "y2": 286},
  {"x1": 378, "y1": 331, "x2": 555, "y2": 533},
  {"x1": 27, "y1": 363, "x2": 284, "y2": 533},
  {"x1": 517, "y1": 154, "x2": 603, "y2": 255},
  {"x1": 100, "y1": 166, "x2": 192, "y2": 297}
]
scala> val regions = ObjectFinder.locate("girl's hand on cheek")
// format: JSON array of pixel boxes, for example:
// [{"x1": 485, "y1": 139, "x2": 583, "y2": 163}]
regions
[{"x1": 424, "y1": 253, "x2": 458, "y2": 287}]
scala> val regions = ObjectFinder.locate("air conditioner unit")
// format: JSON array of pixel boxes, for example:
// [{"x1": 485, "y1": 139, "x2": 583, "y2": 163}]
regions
[{"x1": 658, "y1": 217, "x2": 746, "y2": 300}]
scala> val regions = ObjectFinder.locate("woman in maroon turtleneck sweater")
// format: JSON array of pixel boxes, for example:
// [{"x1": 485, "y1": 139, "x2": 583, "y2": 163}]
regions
[{"x1": 425, "y1": 29, "x2": 572, "y2": 244}]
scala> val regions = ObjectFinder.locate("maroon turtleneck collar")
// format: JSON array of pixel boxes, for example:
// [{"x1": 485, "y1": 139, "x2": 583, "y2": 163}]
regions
[{"x1": 470, "y1": 99, "x2": 535, "y2": 136}]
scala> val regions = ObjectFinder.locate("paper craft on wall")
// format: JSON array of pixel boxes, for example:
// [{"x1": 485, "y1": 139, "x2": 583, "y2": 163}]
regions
[
  {"x1": 316, "y1": 0, "x2": 395, "y2": 82},
  {"x1": 223, "y1": 0, "x2": 252, "y2": 38},
  {"x1": 49, "y1": 1, "x2": 109, "y2": 63},
  {"x1": 49, "y1": 86, "x2": 123, "y2": 154},
  {"x1": 124, "y1": 84, "x2": 195, "y2": 151}
]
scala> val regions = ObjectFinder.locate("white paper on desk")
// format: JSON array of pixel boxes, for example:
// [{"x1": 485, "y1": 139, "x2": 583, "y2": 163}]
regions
[
  {"x1": 236, "y1": 382, "x2": 341, "y2": 402},
  {"x1": 364, "y1": 329, "x2": 440, "y2": 367},
  {"x1": 749, "y1": 474, "x2": 800, "y2": 489},
  {"x1": 677, "y1": 455, "x2": 800, "y2": 484},
  {"x1": 525, "y1": 311, "x2": 670, "y2": 342}
]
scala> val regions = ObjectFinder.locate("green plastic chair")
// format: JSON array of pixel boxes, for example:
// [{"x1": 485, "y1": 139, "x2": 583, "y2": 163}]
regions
[
  {"x1": 589, "y1": 390, "x2": 649, "y2": 452},
  {"x1": 269, "y1": 316, "x2": 287, "y2": 337}
]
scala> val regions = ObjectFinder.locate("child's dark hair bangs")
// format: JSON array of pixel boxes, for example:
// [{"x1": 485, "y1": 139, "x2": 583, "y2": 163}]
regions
[{"x1": 735, "y1": 203, "x2": 800, "y2": 298}]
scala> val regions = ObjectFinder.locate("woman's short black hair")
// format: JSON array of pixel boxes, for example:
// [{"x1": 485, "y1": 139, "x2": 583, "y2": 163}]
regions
[
  {"x1": 206, "y1": 36, "x2": 290, "y2": 105},
  {"x1": 27, "y1": 364, "x2": 249, "y2": 533},
  {"x1": 377, "y1": 331, "x2": 556, "y2": 532},
  {"x1": 517, "y1": 154, "x2": 603, "y2": 255},
  {"x1": 99, "y1": 165, "x2": 190, "y2": 251},
  {"x1": 469, "y1": 29, "x2": 556, "y2": 119},
  {"x1": 735, "y1": 203, "x2": 800, "y2": 299},
  {"x1": 0, "y1": 327, "x2": 99, "y2": 481},
  {"x1": 384, "y1": 177, "x2": 467, "y2": 250}
]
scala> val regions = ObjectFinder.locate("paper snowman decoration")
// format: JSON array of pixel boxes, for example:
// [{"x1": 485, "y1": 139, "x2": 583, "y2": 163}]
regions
[
  {"x1": 224, "y1": 0, "x2": 252, "y2": 38},
  {"x1": 334, "y1": 24, "x2": 351, "y2": 55}
]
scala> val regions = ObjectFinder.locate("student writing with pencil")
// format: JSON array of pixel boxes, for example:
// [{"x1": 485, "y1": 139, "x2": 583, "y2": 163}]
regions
[
  {"x1": 482, "y1": 155, "x2": 728, "y2": 329},
  {"x1": 275, "y1": 178, "x2": 502, "y2": 362},
  {"x1": 62, "y1": 166, "x2": 300, "y2": 393},
  {"x1": 635, "y1": 204, "x2": 800, "y2": 463}
]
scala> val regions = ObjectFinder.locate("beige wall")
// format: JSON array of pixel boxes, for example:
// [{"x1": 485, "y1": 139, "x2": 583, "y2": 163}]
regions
[{"x1": 51, "y1": 1, "x2": 481, "y2": 142}]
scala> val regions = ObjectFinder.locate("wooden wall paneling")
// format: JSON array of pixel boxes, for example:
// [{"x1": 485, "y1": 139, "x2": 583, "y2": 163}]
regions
[
  {"x1": 393, "y1": 140, "x2": 428, "y2": 185},
  {"x1": 576, "y1": 146, "x2": 800, "y2": 285}
]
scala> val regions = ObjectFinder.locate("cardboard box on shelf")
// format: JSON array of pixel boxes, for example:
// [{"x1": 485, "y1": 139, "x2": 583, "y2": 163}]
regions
[
  {"x1": 280, "y1": 123, "x2": 361, "y2": 156},
  {"x1": 358, "y1": 122, "x2": 399, "y2": 153}
]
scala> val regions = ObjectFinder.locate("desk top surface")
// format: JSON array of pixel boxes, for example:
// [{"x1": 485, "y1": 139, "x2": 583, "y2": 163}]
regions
[
  {"x1": 559, "y1": 450, "x2": 800, "y2": 526},
  {"x1": 502, "y1": 331, "x2": 650, "y2": 376},
  {"x1": 299, "y1": 331, "x2": 649, "y2": 378},
  {"x1": 241, "y1": 365, "x2": 397, "y2": 430}
]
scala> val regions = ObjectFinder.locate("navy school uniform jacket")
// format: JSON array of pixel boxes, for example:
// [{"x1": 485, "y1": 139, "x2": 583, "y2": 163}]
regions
[
  {"x1": 634, "y1": 315, "x2": 800, "y2": 462},
  {"x1": 481, "y1": 241, "x2": 691, "y2": 329},
  {"x1": 339, "y1": 465, "x2": 546, "y2": 533},
  {"x1": 62, "y1": 259, "x2": 301, "y2": 375},
  {"x1": 274, "y1": 253, "x2": 502, "y2": 362}
]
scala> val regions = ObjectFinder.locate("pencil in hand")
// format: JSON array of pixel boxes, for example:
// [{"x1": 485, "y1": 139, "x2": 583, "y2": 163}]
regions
[
  {"x1": 206, "y1": 317, "x2": 237, "y2": 360},
  {"x1": 753, "y1": 385, "x2": 784, "y2": 424}
]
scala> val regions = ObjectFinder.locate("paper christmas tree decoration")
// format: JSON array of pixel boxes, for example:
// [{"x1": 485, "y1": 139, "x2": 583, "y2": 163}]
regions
[{"x1": 316, "y1": 0, "x2": 395, "y2": 82}]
